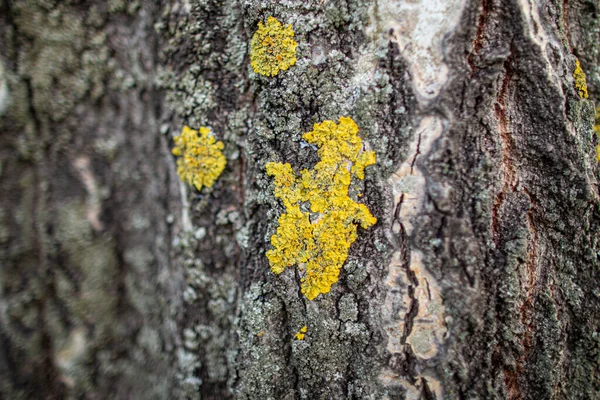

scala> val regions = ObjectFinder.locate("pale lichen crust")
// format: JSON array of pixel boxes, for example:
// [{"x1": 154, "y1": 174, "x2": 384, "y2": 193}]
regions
[
  {"x1": 172, "y1": 126, "x2": 226, "y2": 191},
  {"x1": 573, "y1": 60, "x2": 589, "y2": 99},
  {"x1": 266, "y1": 117, "x2": 377, "y2": 300},
  {"x1": 250, "y1": 16, "x2": 298, "y2": 77}
]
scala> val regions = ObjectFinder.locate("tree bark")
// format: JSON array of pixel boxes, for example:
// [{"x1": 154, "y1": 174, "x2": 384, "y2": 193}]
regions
[{"x1": 1, "y1": 0, "x2": 599, "y2": 399}]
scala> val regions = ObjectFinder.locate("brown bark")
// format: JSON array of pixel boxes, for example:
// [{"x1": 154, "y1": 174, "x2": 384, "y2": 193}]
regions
[{"x1": 1, "y1": 0, "x2": 599, "y2": 399}]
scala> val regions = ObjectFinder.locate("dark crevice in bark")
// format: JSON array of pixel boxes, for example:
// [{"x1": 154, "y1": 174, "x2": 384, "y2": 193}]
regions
[
  {"x1": 400, "y1": 268, "x2": 419, "y2": 347},
  {"x1": 23, "y1": 56, "x2": 66, "y2": 398},
  {"x1": 279, "y1": 297, "x2": 299, "y2": 399},
  {"x1": 0, "y1": 321, "x2": 22, "y2": 393},
  {"x1": 421, "y1": 376, "x2": 436, "y2": 400},
  {"x1": 467, "y1": 0, "x2": 492, "y2": 76},
  {"x1": 409, "y1": 129, "x2": 422, "y2": 175},
  {"x1": 395, "y1": 209, "x2": 422, "y2": 389},
  {"x1": 513, "y1": 186, "x2": 539, "y2": 398},
  {"x1": 491, "y1": 47, "x2": 517, "y2": 249},
  {"x1": 108, "y1": 194, "x2": 135, "y2": 322}
]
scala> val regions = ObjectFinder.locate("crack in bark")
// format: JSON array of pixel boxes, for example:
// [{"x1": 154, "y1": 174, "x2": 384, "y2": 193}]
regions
[
  {"x1": 467, "y1": 0, "x2": 492, "y2": 77},
  {"x1": 396, "y1": 222, "x2": 419, "y2": 349},
  {"x1": 488, "y1": 45, "x2": 538, "y2": 399},
  {"x1": 504, "y1": 368, "x2": 521, "y2": 400},
  {"x1": 409, "y1": 129, "x2": 422, "y2": 175},
  {"x1": 278, "y1": 298, "x2": 300, "y2": 397},
  {"x1": 421, "y1": 376, "x2": 436, "y2": 400},
  {"x1": 494, "y1": 54, "x2": 518, "y2": 189},
  {"x1": 24, "y1": 70, "x2": 66, "y2": 399},
  {"x1": 491, "y1": 50, "x2": 518, "y2": 245},
  {"x1": 507, "y1": 187, "x2": 540, "y2": 399},
  {"x1": 391, "y1": 191, "x2": 423, "y2": 379}
]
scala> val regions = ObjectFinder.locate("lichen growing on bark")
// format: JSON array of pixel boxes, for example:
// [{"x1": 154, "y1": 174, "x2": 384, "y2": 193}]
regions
[
  {"x1": 294, "y1": 325, "x2": 307, "y2": 340},
  {"x1": 573, "y1": 60, "x2": 589, "y2": 99},
  {"x1": 250, "y1": 16, "x2": 298, "y2": 77},
  {"x1": 266, "y1": 117, "x2": 377, "y2": 300},
  {"x1": 172, "y1": 126, "x2": 226, "y2": 191}
]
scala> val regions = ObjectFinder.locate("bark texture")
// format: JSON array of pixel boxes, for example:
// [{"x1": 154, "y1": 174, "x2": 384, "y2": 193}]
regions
[{"x1": 1, "y1": 0, "x2": 599, "y2": 399}]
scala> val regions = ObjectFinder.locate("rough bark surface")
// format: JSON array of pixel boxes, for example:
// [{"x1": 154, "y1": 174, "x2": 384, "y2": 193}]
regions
[{"x1": 1, "y1": 0, "x2": 599, "y2": 399}]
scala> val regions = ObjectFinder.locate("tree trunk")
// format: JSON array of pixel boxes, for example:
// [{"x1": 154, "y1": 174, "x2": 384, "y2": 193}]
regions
[{"x1": 1, "y1": 0, "x2": 599, "y2": 399}]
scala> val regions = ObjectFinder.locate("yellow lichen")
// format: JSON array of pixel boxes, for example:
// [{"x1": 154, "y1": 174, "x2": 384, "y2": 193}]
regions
[
  {"x1": 573, "y1": 59, "x2": 588, "y2": 99},
  {"x1": 266, "y1": 117, "x2": 377, "y2": 300},
  {"x1": 295, "y1": 325, "x2": 308, "y2": 340},
  {"x1": 172, "y1": 126, "x2": 226, "y2": 191},
  {"x1": 250, "y1": 16, "x2": 298, "y2": 77}
]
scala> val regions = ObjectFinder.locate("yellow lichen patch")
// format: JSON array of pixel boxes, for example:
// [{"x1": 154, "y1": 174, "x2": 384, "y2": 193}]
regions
[
  {"x1": 266, "y1": 117, "x2": 377, "y2": 300},
  {"x1": 250, "y1": 16, "x2": 298, "y2": 77},
  {"x1": 294, "y1": 325, "x2": 308, "y2": 340},
  {"x1": 172, "y1": 126, "x2": 226, "y2": 191},
  {"x1": 573, "y1": 59, "x2": 588, "y2": 99}
]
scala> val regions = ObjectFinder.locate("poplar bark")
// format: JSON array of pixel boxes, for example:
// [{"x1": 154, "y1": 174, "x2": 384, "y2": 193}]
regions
[{"x1": 1, "y1": 0, "x2": 599, "y2": 399}]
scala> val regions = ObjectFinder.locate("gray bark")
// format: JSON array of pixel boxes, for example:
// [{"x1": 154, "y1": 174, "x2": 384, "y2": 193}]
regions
[{"x1": 1, "y1": 0, "x2": 599, "y2": 399}]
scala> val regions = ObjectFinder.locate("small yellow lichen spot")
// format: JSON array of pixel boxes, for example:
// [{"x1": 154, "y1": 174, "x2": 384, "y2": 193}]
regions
[
  {"x1": 294, "y1": 325, "x2": 308, "y2": 340},
  {"x1": 172, "y1": 126, "x2": 226, "y2": 191},
  {"x1": 573, "y1": 59, "x2": 588, "y2": 99},
  {"x1": 256, "y1": 331, "x2": 265, "y2": 337},
  {"x1": 250, "y1": 16, "x2": 298, "y2": 77},
  {"x1": 266, "y1": 117, "x2": 377, "y2": 300}
]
